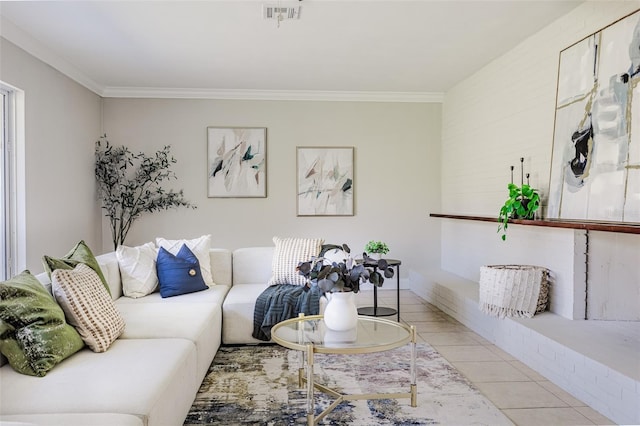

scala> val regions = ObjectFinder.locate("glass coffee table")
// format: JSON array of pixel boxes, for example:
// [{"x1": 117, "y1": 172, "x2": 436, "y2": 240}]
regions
[{"x1": 271, "y1": 314, "x2": 417, "y2": 426}]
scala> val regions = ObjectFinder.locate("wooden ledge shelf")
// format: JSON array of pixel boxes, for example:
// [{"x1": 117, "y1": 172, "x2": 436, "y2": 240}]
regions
[{"x1": 430, "y1": 213, "x2": 640, "y2": 235}]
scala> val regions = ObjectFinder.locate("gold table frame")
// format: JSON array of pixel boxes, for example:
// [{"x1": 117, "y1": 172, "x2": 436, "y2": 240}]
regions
[{"x1": 271, "y1": 314, "x2": 417, "y2": 426}]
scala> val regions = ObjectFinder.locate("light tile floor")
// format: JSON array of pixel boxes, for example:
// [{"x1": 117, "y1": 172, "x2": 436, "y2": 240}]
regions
[{"x1": 357, "y1": 289, "x2": 616, "y2": 426}]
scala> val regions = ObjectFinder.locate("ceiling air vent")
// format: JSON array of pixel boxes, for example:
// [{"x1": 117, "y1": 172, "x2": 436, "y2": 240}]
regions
[{"x1": 263, "y1": 4, "x2": 301, "y2": 20}]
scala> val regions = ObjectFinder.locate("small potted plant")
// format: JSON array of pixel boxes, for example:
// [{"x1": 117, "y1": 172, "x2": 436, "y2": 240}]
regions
[
  {"x1": 364, "y1": 240, "x2": 389, "y2": 260},
  {"x1": 498, "y1": 158, "x2": 541, "y2": 241},
  {"x1": 498, "y1": 183, "x2": 540, "y2": 241}
]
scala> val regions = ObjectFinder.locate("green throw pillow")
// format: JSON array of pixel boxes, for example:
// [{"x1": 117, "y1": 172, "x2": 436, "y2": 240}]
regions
[
  {"x1": 0, "y1": 270, "x2": 85, "y2": 376},
  {"x1": 43, "y1": 240, "x2": 110, "y2": 296}
]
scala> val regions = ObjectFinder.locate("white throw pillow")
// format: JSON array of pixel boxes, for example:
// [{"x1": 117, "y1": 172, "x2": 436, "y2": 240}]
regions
[
  {"x1": 268, "y1": 236, "x2": 324, "y2": 286},
  {"x1": 52, "y1": 264, "x2": 125, "y2": 353},
  {"x1": 116, "y1": 242, "x2": 158, "y2": 298},
  {"x1": 156, "y1": 235, "x2": 214, "y2": 287}
]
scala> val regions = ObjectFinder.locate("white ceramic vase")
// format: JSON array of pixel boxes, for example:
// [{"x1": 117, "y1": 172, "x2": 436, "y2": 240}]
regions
[{"x1": 323, "y1": 291, "x2": 358, "y2": 331}]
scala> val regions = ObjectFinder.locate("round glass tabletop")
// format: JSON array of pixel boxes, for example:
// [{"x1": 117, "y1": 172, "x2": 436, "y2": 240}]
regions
[{"x1": 271, "y1": 314, "x2": 413, "y2": 354}]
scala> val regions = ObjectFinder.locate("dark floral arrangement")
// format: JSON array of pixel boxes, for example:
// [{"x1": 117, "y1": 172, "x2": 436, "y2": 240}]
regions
[
  {"x1": 95, "y1": 135, "x2": 195, "y2": 249},
  {"x1": 297, "y1": 244, "x2": 394, "y2": 293}
]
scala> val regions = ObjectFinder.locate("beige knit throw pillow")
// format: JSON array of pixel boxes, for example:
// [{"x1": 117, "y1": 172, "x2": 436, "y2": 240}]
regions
[{"x1": 52, "y1": 263, "x2": 125, "y2": 352}]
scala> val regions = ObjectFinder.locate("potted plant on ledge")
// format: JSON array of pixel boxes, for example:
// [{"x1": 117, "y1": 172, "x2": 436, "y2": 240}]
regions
[
  {"x1": 498, "y1": 157, "x2": 540, "y2": 241},
  {"x1": 498, "y1": 161, "x2": 541, "y2": 241}
]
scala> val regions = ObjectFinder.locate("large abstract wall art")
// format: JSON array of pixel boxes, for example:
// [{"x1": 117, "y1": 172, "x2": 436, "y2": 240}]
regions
[
  {"x1": 297, "y1": 147, "x2": 354, "y2": 216},
  {"x1": 548, "y1": 10, "x2": 640, "y2": 223},
  {"x1": 207, "y1": 127, "x2": 266, "y2": 198}
]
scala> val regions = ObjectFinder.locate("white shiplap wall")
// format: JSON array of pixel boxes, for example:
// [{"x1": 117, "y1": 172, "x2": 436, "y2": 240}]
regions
[{"x1": 440, "y1": 1, "x2": 640, "y2": 319}]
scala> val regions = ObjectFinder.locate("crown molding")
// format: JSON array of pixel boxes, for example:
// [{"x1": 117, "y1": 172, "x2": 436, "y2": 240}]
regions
[
  {"x1": 101, "y1": 87, "x2": 444, "y2": 103},
  {"x1": 1, "y1": 17, "x2": 104, "y2": 96},
  {"x1": 1, "y1": 16, "x2": 443, "y2": 103}
]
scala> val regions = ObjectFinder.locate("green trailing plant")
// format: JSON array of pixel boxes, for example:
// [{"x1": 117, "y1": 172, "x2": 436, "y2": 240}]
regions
[
  {"x1": 364, "y1": 240, "x2": 389, "y2": 255},
  {"x1": 498, "y1": 183, "x2": 540, "y2": 241},
  {"x1": 95, "y1": 135, "x2": 196, "y2": 249},
  {"x1": 297, "y1": 244, "x2": 394, "y2": 293}
]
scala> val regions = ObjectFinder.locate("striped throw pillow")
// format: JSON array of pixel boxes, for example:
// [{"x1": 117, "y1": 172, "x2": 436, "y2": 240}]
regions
[
  {"x1": 268, "y1": 237, "x2": 323, "y2": 286},
  {"x1": 52, "y1": 264, "x2": 125, "y2": 353}
]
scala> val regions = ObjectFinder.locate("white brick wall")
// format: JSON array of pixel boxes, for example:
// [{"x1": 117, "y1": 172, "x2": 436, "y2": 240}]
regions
[
  {"x1": 440, "y1": 1, "x2": 640, "y2": 320},
  {"x1": 441, "y1": 219, "x2": 578, "y2": 318}
]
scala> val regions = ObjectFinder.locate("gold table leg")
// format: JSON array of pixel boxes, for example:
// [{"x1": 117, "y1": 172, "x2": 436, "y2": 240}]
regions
[
  {"x1": 298, "y1": 350, "x2": 304, "y2": 388},
  {"x1": 296, "y1": 324, "x2": 418, "y2": 424},
  {"x1": 306, "y1": 344, "x2": 314, "y2": 426}
]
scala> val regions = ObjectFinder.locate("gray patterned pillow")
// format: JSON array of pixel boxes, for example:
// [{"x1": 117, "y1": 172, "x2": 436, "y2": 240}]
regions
[
  {"x1": 52, "y1": 264, "x2": 125, "y2": 352},
  {"x1": 268, "y1": 237, "x2": 324, "y2": 286}
]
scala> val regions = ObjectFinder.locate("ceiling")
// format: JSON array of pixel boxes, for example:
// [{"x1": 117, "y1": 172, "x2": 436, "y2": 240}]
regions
[{"x1": 0, "y1": 1, "x2": 583, "y2": 100}]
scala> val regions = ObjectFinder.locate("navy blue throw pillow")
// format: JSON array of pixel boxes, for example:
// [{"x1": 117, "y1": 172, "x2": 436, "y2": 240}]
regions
[{"x1": 156, "y1": 244, "x2": 208, "y2": 298}]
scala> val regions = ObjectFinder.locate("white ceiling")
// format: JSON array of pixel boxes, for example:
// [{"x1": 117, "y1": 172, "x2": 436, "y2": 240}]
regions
[{"x1": 0, "y1": 0, "x2": 583, "y2": 100}]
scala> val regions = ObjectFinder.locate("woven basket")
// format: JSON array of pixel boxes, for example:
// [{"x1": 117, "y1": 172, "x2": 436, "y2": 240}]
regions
[{"x1": 479, "y1": 265, "x2": 549, "y2": 318}]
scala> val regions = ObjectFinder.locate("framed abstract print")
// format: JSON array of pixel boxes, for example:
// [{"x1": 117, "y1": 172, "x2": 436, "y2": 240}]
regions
[{"x1": 296, "y1": 146, "x2": 354, "y2": 216}]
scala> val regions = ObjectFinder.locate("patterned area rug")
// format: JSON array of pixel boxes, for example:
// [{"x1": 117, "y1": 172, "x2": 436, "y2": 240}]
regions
[{"x1": 185, "y1": 344, "x2": 512, "y2": 425}]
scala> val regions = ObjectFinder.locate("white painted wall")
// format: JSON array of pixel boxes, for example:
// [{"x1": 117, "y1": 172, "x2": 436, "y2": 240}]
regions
[
  {"x1": 440, "y1": 2, "x2": 640, "y2": 319},
  {"x1": 102, "y1": 98, "x2": 442, "y2": 292},
  {"x1": 0, "y1": 38, "x2": 102, "y2": 273}
]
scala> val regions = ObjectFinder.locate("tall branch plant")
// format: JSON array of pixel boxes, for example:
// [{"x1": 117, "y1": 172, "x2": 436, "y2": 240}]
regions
[{"x1": 95, "y1": 136, "x2": 195, "y2": 249}]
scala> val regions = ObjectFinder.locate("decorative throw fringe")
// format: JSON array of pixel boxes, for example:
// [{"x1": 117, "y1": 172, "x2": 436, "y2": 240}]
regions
[
  {"x1": 481, "y1": 304, "x2": 538, "y2": 319},
  {"x1": 479, "y1": 265, "x2": 550, "y2": 319}
]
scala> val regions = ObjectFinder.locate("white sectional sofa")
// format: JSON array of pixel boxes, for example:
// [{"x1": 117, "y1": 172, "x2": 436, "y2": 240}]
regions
[{"x1": 0, "y1": 246, "x2": 278, "y2": 426}]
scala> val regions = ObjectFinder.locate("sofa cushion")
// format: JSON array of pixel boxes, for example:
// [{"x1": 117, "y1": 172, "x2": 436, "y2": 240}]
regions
[
  {"x1": 116, "y1": 301, "x2": 221, "y2": 380},
  {"x1": 0, "y1": 339, "x2": 198, "y2": 426},
  {"x1": 52, "y1": 264, "x2": 125, "y2": 353},
  {"x1": 42, "y1": 240, "x2": 110, "y2": 296},
  {"x1": 222, "y1": 284, "x2": 271, "y2": 344},
  {"x1": 268, "y1": 237, "x2": 323, "y2": 286},
  {"x1": 0, "y1": 270, "x2": 85, "y2": 377},
  {"x1": 156, "y1": 245, "x2": 208, "y2": 298},
  {"x1": 156, "y1": 235, "x2": 214, "y2": 287},
  {"x1": 117, "y1": 284, "x2": 230, "y2": 306},
  {"x1": 116, "y1": 242, "x2": 158, "y2": 298}
]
